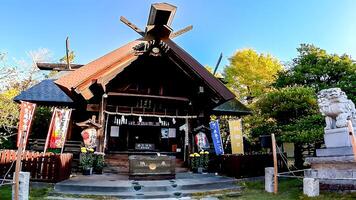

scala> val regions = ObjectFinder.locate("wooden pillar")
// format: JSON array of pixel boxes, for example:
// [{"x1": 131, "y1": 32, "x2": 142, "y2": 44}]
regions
[{"x1": 97, "y1": 94, "x2": 107, "y2": 152}]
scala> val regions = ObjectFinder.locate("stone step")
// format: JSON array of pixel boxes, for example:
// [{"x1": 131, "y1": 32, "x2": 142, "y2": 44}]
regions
[
  {"x1": 55, "y1": 178, "x2": 236, "y2": 193},
  {"x1": 54, "y1": 185, "x2": 240, "y2": 199},
  {"x1": 54, "y1": 173, "x2": 240, "y2": 199}
]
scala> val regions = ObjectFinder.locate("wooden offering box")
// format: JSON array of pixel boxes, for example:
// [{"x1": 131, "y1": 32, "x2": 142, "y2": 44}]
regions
[{"x1": 129, "y1": 155, "x2": 175, "y2": 180}]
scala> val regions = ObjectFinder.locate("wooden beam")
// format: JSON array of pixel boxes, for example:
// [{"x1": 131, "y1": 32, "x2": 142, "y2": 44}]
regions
[
  {"x1": 120, "y1": 16, "x2": 145, "y2": 36},
  {"x1": 170, "y1": 25, "x2": 193, "y2": 39},
  {"x1": 348, "y1": 120, "x2": 356, "y2": 161},
  {"x1": 36, "y1": 63, "x2": 83, "y2": 71},
  {"x1": 66, "y1": 37, "x2": 71, "y2": 70},
  {"x1": 14, "y1": 130, "x2": 27, "y2": 200},
  {"x1": 107, "y1": 92, "x2": 189, "y2": 102},
  {"x1": 271, "y1": 133, "x2": 278, "y2": 194},
  {"x1": 80, "y1": 88, "x2": 94, "y2": 100}
]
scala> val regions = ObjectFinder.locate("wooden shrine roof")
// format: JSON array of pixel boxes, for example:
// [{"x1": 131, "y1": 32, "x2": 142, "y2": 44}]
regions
[{"x1": 54, "y1": 2, "x2": 235, "y2": 103}]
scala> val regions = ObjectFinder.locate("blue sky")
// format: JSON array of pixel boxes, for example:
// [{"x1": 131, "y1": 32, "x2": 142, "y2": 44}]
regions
[{"x1": 1, "y1": 0, "x2": 356, "y2": 72}]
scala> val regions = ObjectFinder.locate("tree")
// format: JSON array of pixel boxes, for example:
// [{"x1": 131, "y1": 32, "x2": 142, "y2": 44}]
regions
[
  {"x1": 0, "y1": 53, "x2": 17, "y2": 91},
  {"x1": 253, "y1": 86, "x2": 323, "y2": 168},
  {"x1": 274, "y1": 44, "x2": 356, "y2": 102},
  {"x1": 224, "y1": 49, "x2": 282, "y2": 102},
  {"x1": 0, "y1": 49, "x2": 52, "y2": 148},
  {"x1": 59, "y1": 51, "x2": 75, "y2": 64},
  {"x1": 0, "y1": 88, "x2": 20, "y2": 148}
]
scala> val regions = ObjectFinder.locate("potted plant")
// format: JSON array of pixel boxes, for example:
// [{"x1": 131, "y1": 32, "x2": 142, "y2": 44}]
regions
[
  {"x1": 80, "y1": 147, "x2": 94, "y2": 175},
  {"x1": 189, "y1": 153, "x2": 196, "y2": 172},
  {"x1": 202, "y1": 151, "x2": 209, "y2": 172},
  {"x1": 93, "y1": 152, "x2": 105, "y2": 174},
  {"x1": 197, "y1": 151, "x2": 205, "y2": 173}
]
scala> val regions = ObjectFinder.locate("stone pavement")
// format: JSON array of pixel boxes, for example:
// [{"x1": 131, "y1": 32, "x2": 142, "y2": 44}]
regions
[{"x1": 53, "y1": 172, "x2": 241, "y2": 199}]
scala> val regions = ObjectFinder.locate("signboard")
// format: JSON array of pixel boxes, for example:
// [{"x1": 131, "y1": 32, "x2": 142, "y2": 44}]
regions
[
  {"x1": 17, "y1": 101, "x2": 36, "y2": 147},
  {"x1": 110, "y1": 126, "x2": 120, "y2": 137},
  {"x1": 47, "y1": 108, "x2": 72, "y2": 149},
  {"x1": 209, "y1": 120, "x2": 224, "y2": 155},
  {"x1": 168, "y1": 128, "x2": 176, "y2": 138},
  {"x1": 135, "y1": 143, "x2": 155, "y2": 151},
  {"x1": 229, "y1": 119, "x2": 244, "y2": 154}
]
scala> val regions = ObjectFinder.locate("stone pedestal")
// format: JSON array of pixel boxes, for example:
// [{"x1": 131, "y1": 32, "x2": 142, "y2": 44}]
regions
[
  {"x1": 265, "y1": 167, "x2": 274, "y2": 193},
  {"x1": 316, "y1": 146, "x2": 353, "y2": 157},
  {"x1": 305, "y1": 156, "x2": 356, "y2": 190},
  {"x1": 323, "y1": 127, "x2": 355, "y2": 148},
  {"x1": 303, "y1": 178, "x2": 319, "y2": 197},
  {"x1": 12, "y1": 171, "x2": 30, "y2": 200}
]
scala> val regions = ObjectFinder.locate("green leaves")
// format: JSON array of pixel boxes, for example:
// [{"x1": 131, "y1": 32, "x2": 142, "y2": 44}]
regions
[
  {"x1": 224, "y1": 49, "x2": 283, "y2": 102},
  {"x1": 256, "y1": 87, "x2": 318, "y2": 124},
  {"x1": 274, "y1": 44, "x2": 356, "y2": 102}
]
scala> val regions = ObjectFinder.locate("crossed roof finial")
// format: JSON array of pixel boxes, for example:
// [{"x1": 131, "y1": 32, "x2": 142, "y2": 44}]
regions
[{"x1": 120, "y1": 3, "x2": 192, "y2": 40}]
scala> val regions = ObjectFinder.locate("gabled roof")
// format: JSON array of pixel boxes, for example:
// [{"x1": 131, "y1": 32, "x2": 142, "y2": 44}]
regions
[
  {"x1": 54, "y1": 2, "x2": 235, "y2": 103},
  {"x1": 164, "y1": 39, "x2": 235, "y2": 101},
  {"x1": 212, "y1": 98, "x2": 252, "y2": 116},
  {"x1": 14, "y1": 79, "x2": 73, "y2": 105},
  {"x1": 54, "y1": 39, "x2": 235, "y2": 102},
  {"x1": 55, "y1": 40, "x2": 142, "y2": 99}
]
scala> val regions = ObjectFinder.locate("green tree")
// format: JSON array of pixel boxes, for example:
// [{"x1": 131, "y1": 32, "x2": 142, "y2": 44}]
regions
[
  {"x1": 224, "y1": 49, "x2": 282, "y2": 102},
  {"x1": 253, "y1": 86, "x2": 322, "y2": 168},
  {"x1": 0, "y1": 88, "x2": 20, "y2": 148},
  {"x1": 274, "y1": 44, "x2": 356, "y2": 102}
]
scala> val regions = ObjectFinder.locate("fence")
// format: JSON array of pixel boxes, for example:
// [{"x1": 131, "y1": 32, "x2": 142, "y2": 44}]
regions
[
  {"x1": 0, "y1": 150, "x2": 72, "y2": 183},
  {"x1": 209, "y1": 153, "x2": 287, "y2": 178}
]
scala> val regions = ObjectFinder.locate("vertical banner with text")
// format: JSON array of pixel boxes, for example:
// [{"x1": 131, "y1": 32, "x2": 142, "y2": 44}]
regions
[
  {"x1": 209, "y1": 120, "x2": 224, "y2": 155},
  {"x1": 17, "y1": 101, "x2": 36, "y2": 147},
  {"x1": 47, "y1": 108, "x2": 72, "y2": 149},
  {"x1": 229, "y1": 119, "x2": 244, "y2": 154}
]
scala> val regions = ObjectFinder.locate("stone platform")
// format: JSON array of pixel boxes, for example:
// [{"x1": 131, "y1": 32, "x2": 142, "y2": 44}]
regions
[
  {"x1": 54, "y1": 173, "x2": 241, "y2": 199},
  {"x1": 305, "y1": 155, "x2": 356, "y2": 190}
]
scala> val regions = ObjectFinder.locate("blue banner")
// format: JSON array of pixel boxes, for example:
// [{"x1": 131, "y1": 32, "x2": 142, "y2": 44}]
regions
[{"x1": 209, "y1": 120, "x2": 224, "y2": 155}]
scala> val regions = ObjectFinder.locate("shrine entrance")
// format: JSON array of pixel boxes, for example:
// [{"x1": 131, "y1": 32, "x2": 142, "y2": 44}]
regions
[{"x1": 106, "y1": 115, "x2": 186, "y2": 156}]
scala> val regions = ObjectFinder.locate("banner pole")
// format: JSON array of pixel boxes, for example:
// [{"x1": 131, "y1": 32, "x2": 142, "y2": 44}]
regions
[{"x1": 44, "y1": 108, "x2": 56, "y2": 154}]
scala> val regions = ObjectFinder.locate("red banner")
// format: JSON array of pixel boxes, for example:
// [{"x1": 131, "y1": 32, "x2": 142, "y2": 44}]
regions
[{"x1": 17, "y1": 101, "x2": 36, "y2": 147}]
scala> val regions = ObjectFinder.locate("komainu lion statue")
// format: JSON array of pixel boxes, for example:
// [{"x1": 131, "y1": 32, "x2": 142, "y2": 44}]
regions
[{"x1": 317, "y1": 88, "x2": 356, "y2": 130}]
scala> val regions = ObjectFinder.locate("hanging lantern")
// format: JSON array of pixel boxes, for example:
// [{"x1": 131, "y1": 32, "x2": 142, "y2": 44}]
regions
[
  {"x1": 138, "y1": 116, "x2": 143, "y2": 123},
  {"x1": 172, "y1": 118, "x2": 176, "y2": 124}
]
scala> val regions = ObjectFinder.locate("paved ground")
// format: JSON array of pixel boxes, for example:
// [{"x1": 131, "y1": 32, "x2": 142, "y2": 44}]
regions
[{"x1": 54, "y1": 172, "x2": 241, "y2": 199}]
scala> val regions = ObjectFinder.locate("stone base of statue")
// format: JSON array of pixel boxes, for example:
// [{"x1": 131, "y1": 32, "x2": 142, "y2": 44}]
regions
[
  {"x1": 305, "y1": 155, "x2": 356, "y2": 190},
  {"x1": 305, "y1": 128, "x2": 356, "y2": 191},
  {"x1": 322, "y1": 127, "x2": 354, "y2": 148}
]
